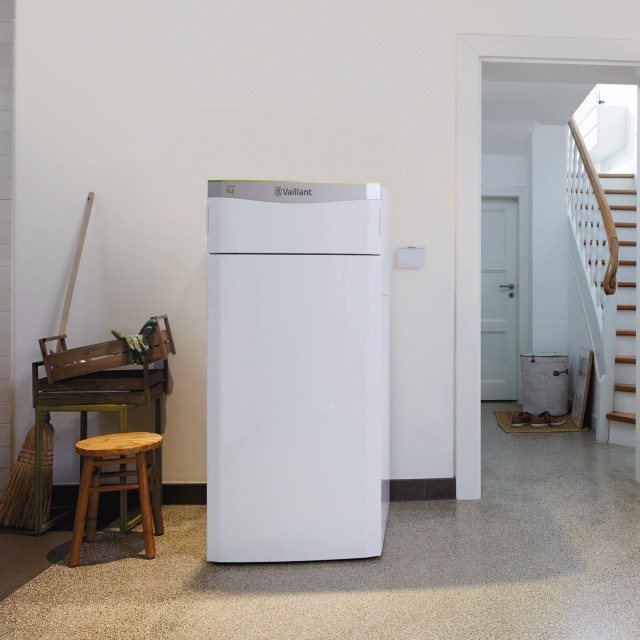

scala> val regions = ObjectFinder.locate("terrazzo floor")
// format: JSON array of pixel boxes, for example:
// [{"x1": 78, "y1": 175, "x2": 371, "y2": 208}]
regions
[{"x1": 2, "y1": 401, "x2": 640, "y2": 639}]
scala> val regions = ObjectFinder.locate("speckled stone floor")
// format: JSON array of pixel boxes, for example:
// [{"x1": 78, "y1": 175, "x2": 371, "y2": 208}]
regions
[{"x1": 2, "y1": 401, "x2": 640, "y2": 639}]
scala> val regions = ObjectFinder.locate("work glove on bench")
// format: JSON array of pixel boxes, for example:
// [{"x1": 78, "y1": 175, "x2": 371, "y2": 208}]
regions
[{"x1": 111, "y1": 317, "x2": 158, "y2": 365}]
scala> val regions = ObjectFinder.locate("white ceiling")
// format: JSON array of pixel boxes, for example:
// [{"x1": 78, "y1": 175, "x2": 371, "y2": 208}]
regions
[
  {"x1": 482, "y1": 62, "x2": 639, "y2": 156},
  {"x1": 483, "y1": 81, "x2": 594, "y2": 125},
  {"x1": 483, "y1": 62, "x2": 640, "y2": 85}
]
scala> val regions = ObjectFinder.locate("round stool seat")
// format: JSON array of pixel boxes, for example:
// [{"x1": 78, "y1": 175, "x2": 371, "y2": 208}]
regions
[{"x1": 75, "y1": 432, "x2": 162, "y2": 457}]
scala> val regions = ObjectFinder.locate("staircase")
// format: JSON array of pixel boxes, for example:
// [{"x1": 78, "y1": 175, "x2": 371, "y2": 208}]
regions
[{"x1": 602, "y1": 173, "x2": 637, "y2": 446}]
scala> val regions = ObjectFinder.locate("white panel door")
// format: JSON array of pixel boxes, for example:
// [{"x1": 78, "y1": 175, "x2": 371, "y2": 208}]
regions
[{"x1": 481, "y1": 198, "x2": 518, "y2": 400}]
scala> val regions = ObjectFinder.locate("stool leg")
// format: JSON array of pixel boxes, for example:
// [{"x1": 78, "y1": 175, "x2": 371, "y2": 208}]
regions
[
  {"x1": 85, "y1": 464, "x2": 102, "y2": 542},
  {"x1": 146, "y1": 450, "x2": 164, "y2": 536},
  {"x1": 136, "y1": 452, "x2": 156, "y2": 559},
  {"x1": 118, "y1": 406, "x2": 128, "y2": 534},
  {"x1": 69, "y1": 456, "x2": 94, "y2": 567}
]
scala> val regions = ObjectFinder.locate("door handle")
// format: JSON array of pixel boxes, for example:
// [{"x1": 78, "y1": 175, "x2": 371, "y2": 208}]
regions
[{"x1": 499, "y1": 284, "x2": 515, "y2": 290}]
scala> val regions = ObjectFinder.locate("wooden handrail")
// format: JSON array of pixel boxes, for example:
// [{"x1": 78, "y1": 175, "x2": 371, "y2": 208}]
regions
[{"x1": 568, "y1": 117, "x2": 618, "y2": 295}]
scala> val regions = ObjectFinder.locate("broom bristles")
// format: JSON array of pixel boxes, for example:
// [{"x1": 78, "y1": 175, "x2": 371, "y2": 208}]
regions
[{"x1": 0, "y1": 421, "x2": 54, "y2": 529}]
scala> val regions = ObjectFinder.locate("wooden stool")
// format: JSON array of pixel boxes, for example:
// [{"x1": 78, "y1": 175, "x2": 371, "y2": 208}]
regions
[{"x1": 69, "y1": 432, "x2": 164, "y2": 567}]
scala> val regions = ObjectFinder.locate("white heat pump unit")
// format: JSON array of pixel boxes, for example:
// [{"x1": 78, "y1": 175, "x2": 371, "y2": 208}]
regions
[{"x1": 206, "y1": 180, "x2": 390, "y2": 563}]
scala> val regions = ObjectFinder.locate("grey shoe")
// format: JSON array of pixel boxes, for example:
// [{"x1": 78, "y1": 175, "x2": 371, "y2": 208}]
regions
[
  {"x1": 511, "y1": 411, "x2": 532, "y2": 427},
  {"x1": 531, "y1": 411, "x2": 565, "y2": 427}
]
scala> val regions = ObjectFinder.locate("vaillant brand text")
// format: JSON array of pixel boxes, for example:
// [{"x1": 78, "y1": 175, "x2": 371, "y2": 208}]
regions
[{"x1": 275, "y1": 187, "x2": 312, "y2": 196}]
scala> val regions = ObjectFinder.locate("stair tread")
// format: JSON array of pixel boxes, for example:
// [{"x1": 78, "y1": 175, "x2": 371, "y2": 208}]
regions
[
  {"x1": 606, "y1": 411, "x2": 636, "y2": 424},
  {"x1": 600, "y1": 282, "x2": 636, "y2": 288},
  {"x1": 599, "y1": 173, "x2": 636, "y2": 178},
  {"x1": 589, "y1": 181, "x2": 637, "y2": 429},
  {"x1": 582, "y1": 240, "x2": 637, "y2": 246},
  {"x1": 581, "y1": 218, "x2": 637, "y2": 226}
]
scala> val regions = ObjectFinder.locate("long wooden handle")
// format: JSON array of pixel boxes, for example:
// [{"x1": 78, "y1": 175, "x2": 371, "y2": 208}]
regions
[{"x1": 56, "y1": 192, "x2": 95, "y2": 351}]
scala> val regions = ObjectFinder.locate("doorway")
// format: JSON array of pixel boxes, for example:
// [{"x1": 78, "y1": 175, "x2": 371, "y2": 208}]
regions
[{"x1": 455, "y1": 35, "x2": 640, "y2": 499}]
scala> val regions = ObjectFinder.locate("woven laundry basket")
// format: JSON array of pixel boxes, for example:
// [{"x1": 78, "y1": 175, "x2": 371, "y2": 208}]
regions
[{"x1": 520, "y1": 353, "x2": 569, "y2": 416}]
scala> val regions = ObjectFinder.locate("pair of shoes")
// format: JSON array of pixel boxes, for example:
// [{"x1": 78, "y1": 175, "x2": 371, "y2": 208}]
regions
[
  {"x1": 531, "y1": 411, "x2": 565, "y2": 427},
  {"x1": 511, "y1": 411, "x2": 532, "y2": 427}
]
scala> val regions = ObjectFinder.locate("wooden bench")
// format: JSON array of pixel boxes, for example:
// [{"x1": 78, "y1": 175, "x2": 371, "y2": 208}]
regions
[{"x1": 30, "y1": 315, "x2": 175, "y2": 535}]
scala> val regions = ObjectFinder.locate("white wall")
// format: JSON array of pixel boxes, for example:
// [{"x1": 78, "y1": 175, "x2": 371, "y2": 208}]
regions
[
  {"x1": 482, "y1": 155, "x2": 528, "y2": 187},
  {"x1": 14, "y1": 2, "x2": 640, "y2": 486},
  {"x1": 598, "y1": 85, "x2": 638, "y2": 173},
  {"x1": 0, "y1": 0, "x2": 11, "y2": 494},
  {"x1": 530, "y1": 125, "x2": 569, "y2": 352},
  {"x1": 567, "y1": 261, "x2": 597, "y2": 418},
  {"x1": 576, "y1": 84, "x2": 637, "y2": 173}
]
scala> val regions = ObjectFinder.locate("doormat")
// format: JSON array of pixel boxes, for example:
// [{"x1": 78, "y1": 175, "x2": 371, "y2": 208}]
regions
[{"x1": 494, "y1": 411, "x2": 586, "y2": 434}]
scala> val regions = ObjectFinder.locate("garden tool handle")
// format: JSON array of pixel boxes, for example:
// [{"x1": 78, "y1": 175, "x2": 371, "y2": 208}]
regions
[{"x1": 56, "y1": 192, "x2": 94, "y2": 352}]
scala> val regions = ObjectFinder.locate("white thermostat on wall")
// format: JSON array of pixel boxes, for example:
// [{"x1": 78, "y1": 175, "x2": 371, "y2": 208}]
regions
[{"x1": 397, "y1": 246, "x2": 425, "y2": 269}]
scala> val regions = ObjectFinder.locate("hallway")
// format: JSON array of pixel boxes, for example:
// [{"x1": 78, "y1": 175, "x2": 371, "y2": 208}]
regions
[{"x1": 1, "y1": 402, "x2": 639, "y2": 638}]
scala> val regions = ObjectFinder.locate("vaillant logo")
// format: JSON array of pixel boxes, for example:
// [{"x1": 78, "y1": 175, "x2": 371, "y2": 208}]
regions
[
  {"x1": 226, "y1": 185, "x2": 235, "y2": 194},
  {"x1": 275, "y1": 186, "x2": 312, "y2": 196}
]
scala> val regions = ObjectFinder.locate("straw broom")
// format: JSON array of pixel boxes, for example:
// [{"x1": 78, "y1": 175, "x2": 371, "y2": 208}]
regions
[
  {"x1": 0, "y1": 413, "x2": 54, "y2": 529},
  {"x1": 0, "y1": 193, "x2": 94, "y2": 530}
]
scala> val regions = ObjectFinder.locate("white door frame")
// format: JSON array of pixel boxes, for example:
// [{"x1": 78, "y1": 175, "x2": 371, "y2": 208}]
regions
[{"x1": 455, "y1": 34, "x2": 640, "y2": 499}]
